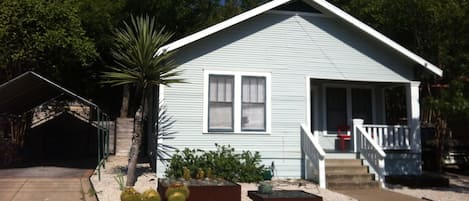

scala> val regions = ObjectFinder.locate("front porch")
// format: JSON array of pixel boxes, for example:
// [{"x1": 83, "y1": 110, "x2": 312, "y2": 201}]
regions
[
  {"x1": 302, "y1": 79, "x2": 422, "y2": 189},
  {"x1": 307, "y1": 79, "x2": 421, "y2": 153}
]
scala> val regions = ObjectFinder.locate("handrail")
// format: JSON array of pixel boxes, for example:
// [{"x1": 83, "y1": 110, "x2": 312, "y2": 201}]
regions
[
  {"x1": 301, "y1": 124, "x2": 326, "y2": 157},
  {"x1": 357, "y1": 126, "x2": 386, "y2": 157},
  {"x1": 301, "y1": 123, "x2": 326, "y2": 188},
  {"x1": 354, "y1": 119, "x2": 386, "y2": 186}
]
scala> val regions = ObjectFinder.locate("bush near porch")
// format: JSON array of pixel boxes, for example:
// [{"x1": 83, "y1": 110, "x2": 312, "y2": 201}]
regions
[{"x1": 165, "y1": 144, "x2": 265, "y2": 182}]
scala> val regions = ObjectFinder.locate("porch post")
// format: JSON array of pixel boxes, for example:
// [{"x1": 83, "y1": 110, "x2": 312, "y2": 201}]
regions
[
  {"x1": 352, "y1": 118, "x2": 364, "y2": 153},
  {"x1": 406, "y1": 81, "x2": 421, "y2": 152}
]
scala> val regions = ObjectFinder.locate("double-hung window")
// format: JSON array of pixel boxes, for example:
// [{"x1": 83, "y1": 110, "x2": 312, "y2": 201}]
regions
[
  {"x1": 208, "y1": 75, "x2": 234, "y2": 131},
  {"x1": 241, "y1": 76, "x2": 266, "y2": 131},
  {"x1": 205, "y1": 71, "x2": 270, "y2": 133}
]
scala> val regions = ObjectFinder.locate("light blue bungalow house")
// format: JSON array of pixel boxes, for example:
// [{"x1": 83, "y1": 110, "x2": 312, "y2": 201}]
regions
[{"x1": 154, "y1": 0, "x2": 443, "y2": 188}]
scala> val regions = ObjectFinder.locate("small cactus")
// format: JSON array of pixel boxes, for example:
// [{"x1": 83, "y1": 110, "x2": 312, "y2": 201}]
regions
[
  {"x1": 142, "y1": 189, "x2": 161, "y2": 201},
  {"x1": 182, "y1": 167, "x2": 191, "y2": 181},
  {"x1": 206, "y1": 167, "x2": 213, "y2": 179},
  {"x1": 258, "y1": 182, "x2": 273, "y2": 194},
  {"x1": 195, "y1": 168, "x2": 204, "y2": 179},
  {"x1": 120, "y1": 187, "x2": 142, "y2": 201},
  {"x1": 167, "y1": 191, "x2": 186, "y2": 201},
  {"x1": 165, "y1": 182, "x2": 189, "y2": 199}
]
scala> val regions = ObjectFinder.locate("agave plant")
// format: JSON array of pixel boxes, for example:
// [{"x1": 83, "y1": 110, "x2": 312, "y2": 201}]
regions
[
  {"x1": 155, "y1": 100, "x2": 177, "y2": 161},
  {"x1": 102, "y1": 15, "x2": 183, "y2": 186}
]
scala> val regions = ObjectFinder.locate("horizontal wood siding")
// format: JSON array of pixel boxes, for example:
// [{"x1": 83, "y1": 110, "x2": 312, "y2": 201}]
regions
[{"x1": 158, "y1": 12, "x2": 413, "y2": 178}]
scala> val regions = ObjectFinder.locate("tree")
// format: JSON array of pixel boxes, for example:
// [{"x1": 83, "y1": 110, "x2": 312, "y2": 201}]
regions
[
  {"x1": 0, "y1": 0, "x2": 98, "y2": 87},
  {"x1": 0, "y1": 0, "x2": 98, "y2": 159},
  {"x1": 111, "y1": 0, "x2": 263, "y2": 118},
  {"x1": 329, "y1": 0, "x2": 469, "y2": 171},
  {"x1": 102, "y1": 15, "x2": 183, "y2": 186},
  {"x1": 76, "y1": 0, "x2": 129, "y2": 117}
]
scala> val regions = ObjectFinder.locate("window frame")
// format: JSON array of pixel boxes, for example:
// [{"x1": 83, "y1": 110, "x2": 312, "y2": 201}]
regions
[
  {"x1": 203, "y1": 70, "x2": 271, "y2": 134},
  {"x1": 241, "y1": 76, "x2": 267, "y2": 132},
  {"x1": 207, "y1": 74, "x2": 235, "y2": 132}
]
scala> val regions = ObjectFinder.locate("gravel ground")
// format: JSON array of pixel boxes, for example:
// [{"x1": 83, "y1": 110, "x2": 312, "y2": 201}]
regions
[
  {"x1": 90, "y1": 156, "x2": 355, "y2": 201},
  {"x1": 91, "y1": 156, "x2": 469, "y2": 201},
  {"x1": 387, "y1": 172, "x2": 469, "y2": 201}
]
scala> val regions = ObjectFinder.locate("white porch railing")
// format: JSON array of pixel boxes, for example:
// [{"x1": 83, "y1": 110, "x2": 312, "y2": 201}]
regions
[
  {"x1": 363, "y1": 124, "x2": 411, "y2": 150},
  {"x1": 353, "y1": 119, "x2": 386, "y2": 185},
  {"x1": 301, "y1": 124, "x2": 326, "y2": 188}
]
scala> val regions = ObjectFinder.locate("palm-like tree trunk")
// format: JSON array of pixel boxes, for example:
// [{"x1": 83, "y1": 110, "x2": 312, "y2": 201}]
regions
[
  {"x1": 126, "y1": 105, "x2": 143, "y2": 186},
  {"x1": 120, "y1": 85, "x2": 130, "y2": 117}
]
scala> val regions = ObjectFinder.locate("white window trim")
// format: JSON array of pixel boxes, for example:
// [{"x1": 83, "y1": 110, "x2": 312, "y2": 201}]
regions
[
  {"x1": 321, "y1": 83, "x2": 376, "y2": 136},
  {"x1": 203, "y1": 70, "x2": 271, "y2": 134}
]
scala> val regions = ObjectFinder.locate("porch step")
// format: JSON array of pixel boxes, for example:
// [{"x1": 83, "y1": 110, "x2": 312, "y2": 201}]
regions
[
  {"x1": 326, "y1": 166, "x2": 369, "y2": 174},
  {"x1": 326, "y1": 159, "x2": 362, "y2": 166},
  {"x1": 326, "y1": 174, "x2": 375, "y2": 183},
  {"x1": 326, "y1": 159, "x2": 379, "y2": 190},
  {"x1": 327, "y1": 181, "x2": 380, "y2": 190},
  {"x1": 115, "y1": 117, "x2": 134, "y2": 156}
]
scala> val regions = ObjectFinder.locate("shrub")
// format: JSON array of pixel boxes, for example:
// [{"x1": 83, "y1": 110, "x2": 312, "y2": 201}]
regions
[{"x1": 165, "y1": 144, "x2": 264, "y2": 182}]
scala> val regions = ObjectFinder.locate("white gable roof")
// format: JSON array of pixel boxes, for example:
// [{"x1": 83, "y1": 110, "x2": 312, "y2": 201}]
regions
[{"x1": 156, "y1": 0, "x2": 442, "y2": 77}]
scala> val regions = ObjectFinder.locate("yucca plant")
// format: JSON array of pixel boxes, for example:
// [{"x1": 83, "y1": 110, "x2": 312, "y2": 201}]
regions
[{"x1": 102, "y1": 14, "x2": 183, "y2": 186}]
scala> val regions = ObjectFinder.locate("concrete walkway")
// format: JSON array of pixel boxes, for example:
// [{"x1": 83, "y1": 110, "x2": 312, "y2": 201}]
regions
[
  {"x1": 0, "y1": 178, "x2": 97, "y2": 201},
  {"x1": 339, "y1": 189, "x2": 424, "y2": 201},
  {"x1": 0, "y1": 165, "x2": 97, "y2": 201}
]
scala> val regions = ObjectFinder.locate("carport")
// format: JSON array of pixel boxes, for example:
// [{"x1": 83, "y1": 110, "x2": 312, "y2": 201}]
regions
[{"x1": 0, "y1": 71, "x2": 109, "y2": 177}]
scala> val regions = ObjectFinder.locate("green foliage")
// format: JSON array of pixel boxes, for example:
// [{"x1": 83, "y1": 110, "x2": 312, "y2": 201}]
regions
[
  {"x1": 114, "y1": 171, "x2": 126, "y2": 191},
  {"x1": 123, "y1": 0, "x2": 264, "y2": 39},
  {"x1": 101, "y1": 14, "x2": 183, "y2": 186},
  {"x1": 0, "y1": 0, "x2": 97, "y2": 84},
  {"x1": 101, "y1": 15, "x2": 183, "y2": 89},
  {"x1": 329, "y1": 0, "x2": 469, "y2": 120},
  {"x1": 330, "y1": 0, "x2": 469, "y2": 171},
  {"x1": 166, "y1": 144, "x2": 264, "y2": 182}
]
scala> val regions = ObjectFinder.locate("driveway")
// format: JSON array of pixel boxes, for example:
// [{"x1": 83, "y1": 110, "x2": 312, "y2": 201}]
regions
[{"x1": 0, "y1": 165, "x2": 97, "y2": 201}]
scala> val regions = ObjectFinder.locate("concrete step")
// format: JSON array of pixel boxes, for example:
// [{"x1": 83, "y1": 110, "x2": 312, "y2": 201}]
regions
[
  {"x1": 326, "y1": 159, "x2": 362, "y2": 167},
  {"x1": 326, "y1": 174, "x2": 375, "y2": 183},
  {"x1": 116, "y1": 117, "x2": 134, "y2": 123},
  {"x1": 115, "y1": 152, "x2": 129, "y2": 156},
  {"x1": 116, "y1": 143, "x2": 132, "y2": 148},
  {"x1": 116, "y1": 128, "x2": 134, "y2": 132},
  {"x1": 326, "y1": 166, "x2": 369, "y2": 174},
  {"x1": 116, "y1": 138, "x2": 133, "y2": 142},
  {"x1": 327, "y1": 180, "x2": 379, "y2": 190},
  {"x1": 324, "y1": 152, "x2": 358, "y2": 159},
  {"x1": 116, "y1": 141, "x2": 132, "y2": 146},
  {"x1": 324, "y1": 158, "x2": 379, "y2": 190},
  {"x1": 115, "y1": 117, "x2": 134, "y2": 155}
]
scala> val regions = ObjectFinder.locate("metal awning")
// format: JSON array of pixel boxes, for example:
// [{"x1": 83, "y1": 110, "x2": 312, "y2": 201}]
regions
[
  {"x1": 0, "y1": 71, "x2": 96, "y2": 115},
  {"x1": 0, "y1": 71, "x2": 110, "y2": 179}
]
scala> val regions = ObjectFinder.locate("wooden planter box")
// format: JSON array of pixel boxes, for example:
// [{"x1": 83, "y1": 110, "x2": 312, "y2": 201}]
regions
[
  {"x1": 248, "y1": 190, "x2": 323, "y2": 201},
  {"x1": 157, "y1": 178, "x2": 241, "y2": 201}
]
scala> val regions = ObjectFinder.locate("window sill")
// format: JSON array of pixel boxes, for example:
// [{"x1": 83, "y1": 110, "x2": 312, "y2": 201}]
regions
[{"x1": 203, "y1": 131, "x2": 271, "y2": 135}]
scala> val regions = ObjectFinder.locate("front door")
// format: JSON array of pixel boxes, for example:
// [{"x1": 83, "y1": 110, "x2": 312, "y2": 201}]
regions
[{"x1": 325, "y1": 87, "x2": 373, "y2": 135}]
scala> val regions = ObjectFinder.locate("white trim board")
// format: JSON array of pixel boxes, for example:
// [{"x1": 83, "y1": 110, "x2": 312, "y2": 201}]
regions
[{"x1": 156, "y1": 0, "x2": 442, "y2": 77}]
